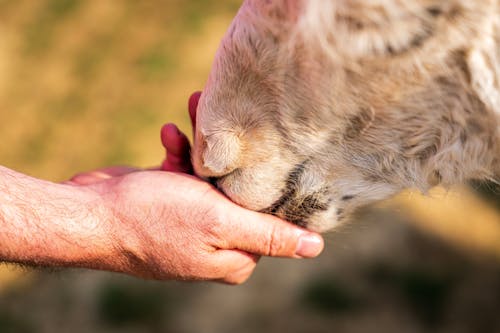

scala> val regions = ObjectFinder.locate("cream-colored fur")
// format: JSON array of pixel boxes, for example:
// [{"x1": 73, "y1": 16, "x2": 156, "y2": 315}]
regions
[{"x1": 192, "y1": 0, "x2": 500, "y2": 232}]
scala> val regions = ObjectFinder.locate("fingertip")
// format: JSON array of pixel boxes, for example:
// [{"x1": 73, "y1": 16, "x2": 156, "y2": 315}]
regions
[
  {"x1": 162, "y1": 123, "x2": 191, "y2": 156},
  {"x1": 224, "y1": 208, "x2": 325, "y2": 259},
  {"x1": 160, "y1": 123, "x2": 176, "y2": 149},
  {"x1": 295, "y1": 233, "x2": 324, "y2": 259}
]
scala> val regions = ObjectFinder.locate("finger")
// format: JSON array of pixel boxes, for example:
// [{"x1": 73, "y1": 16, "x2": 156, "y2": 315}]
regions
[
  {"x1": 219, "y1": 207, "x2": 324, "y2": 259},
  {"x1": 160, "y1": 123, "x2": 191, "y2": 156},
  {"x1": 92, "y1": 166, "x2": 140, "y2": 177},
  {"x1": 68, "y1": 166, "x2": 140, "y2": 185},
  {"x1": 212, "y1": 250, "x2": 259, "y2": 285},
  {"x1": 188, "y1": 91, "x2": 202, "y2": 129},
  {"x1": 162, "y1": 158, "x2": 192, "y2": 173},
  {"x1": 160, "y1": 123, "x2": 192, "y2": 173}
]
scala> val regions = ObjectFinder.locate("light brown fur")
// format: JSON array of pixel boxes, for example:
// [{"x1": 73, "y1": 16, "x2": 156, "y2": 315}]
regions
[{"x1": 192, "y1": 0, "x2": 500, "y2": 232}]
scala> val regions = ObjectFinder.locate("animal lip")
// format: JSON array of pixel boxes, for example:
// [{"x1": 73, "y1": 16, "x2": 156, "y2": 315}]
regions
[
  {"x1": 260, "y1": 161, "x2": 308, "y2": 215},
  {"x1": 207, "y1": 168, "x2": 240, "y2": 189}
]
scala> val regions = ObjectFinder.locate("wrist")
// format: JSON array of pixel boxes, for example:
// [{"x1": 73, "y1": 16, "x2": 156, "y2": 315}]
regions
[
  {"x1": 0, "y1": 166, "x2": 153, "y2": 276},
  {"x1": 53, "y1": 183, "x2": 120, "y2": 271},
  {"x1": 25, "y1": 182, "x2": 119, "y2": 271},
  {"x1": 0, "y1": 167, "x2": 117, "y2": 271},
  {"x1": 83, "y1": 176, "x2": 153, "y2": 278}
]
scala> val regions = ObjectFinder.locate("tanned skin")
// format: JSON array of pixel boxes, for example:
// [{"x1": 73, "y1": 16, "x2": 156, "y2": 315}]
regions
[{"x1": 0, "y1": 92, "x2": 323, "y2": 285}]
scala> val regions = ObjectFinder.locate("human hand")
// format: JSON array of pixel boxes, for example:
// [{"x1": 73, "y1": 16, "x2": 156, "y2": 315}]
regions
[
  {"x1": 66, "y1": 92, "x2": 323, "y2": 284},
  {"x1": 80, "y1": 170, "x2": 323, "y2": 284},
  {"x1": 158, "y1": 91, "x2": 200, "y2": 174}
]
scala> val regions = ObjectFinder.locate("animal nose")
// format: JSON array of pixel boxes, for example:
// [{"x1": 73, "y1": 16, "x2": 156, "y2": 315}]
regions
[
  {"x1": 191, "y1": 138, "x2": 231, "y2": 181},
  {"x1": 192, "y1": 131, "x2": 240, "y2": 179},
  {"x1": 192, "y1": 149, "x2": 234, "y2": 179}
]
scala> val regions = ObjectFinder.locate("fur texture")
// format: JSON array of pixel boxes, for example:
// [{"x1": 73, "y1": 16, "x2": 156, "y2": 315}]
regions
[{"x1": 192, "y1": 0, "x2": 500, "y2": 232}]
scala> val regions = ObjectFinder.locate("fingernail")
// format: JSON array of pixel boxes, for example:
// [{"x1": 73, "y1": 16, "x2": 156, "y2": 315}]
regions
[{"x1": 296, "y1": 234, "x2": 324, "y2": 258}]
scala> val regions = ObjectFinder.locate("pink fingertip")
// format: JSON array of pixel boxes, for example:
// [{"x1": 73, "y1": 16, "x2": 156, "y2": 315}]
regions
[
  {"x1": 161, "y1": 123, "x2": 177, "y2": 149},
  {"x1": 295, "y1": 233, "x2": 324, "y2": 258}
]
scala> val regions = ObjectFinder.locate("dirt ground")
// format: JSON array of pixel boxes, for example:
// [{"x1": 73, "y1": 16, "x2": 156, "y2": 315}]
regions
[{"x1": 0, "y1": 1, "x2": 499, "y2": 332}]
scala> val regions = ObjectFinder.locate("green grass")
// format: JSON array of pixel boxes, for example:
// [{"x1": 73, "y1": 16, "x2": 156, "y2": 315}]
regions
[
  {"x1": 136, "y1": 43, "x2": 177, "y2": 81},
  {"x1": 74, "y1": 33, "x2": 117, "y2": 81},
  {"x1": 0, "y1": 0, "x2": 240, "y2": 180},
  {"x1": 24, "y1": 0, "x2": 82, "y2": 55},
  {"x1": 102, "y1": 104, "x2": 161, "y2": 165}
]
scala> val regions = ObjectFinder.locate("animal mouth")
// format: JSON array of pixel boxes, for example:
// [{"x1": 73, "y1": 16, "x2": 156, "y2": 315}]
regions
[
  {"x1": 207, "y1": 168, "x2": 240, "y2": 189},
  {"x1": 210, "y1": 162, "x2": 331, "y2": 228},
  {"x1": 260, "y1": 192, "x2": 331, "y2": 228},
  {"x1": 260, "y1": 161, "x2": 331, "y2": 228}
]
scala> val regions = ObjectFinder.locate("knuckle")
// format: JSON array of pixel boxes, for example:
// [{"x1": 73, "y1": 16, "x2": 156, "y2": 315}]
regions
[{"x1": 266, "y1": 223, "x2": 285, "y2": 257}]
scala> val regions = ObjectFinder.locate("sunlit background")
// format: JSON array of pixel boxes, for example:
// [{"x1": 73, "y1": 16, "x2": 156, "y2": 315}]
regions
[{"x1": 0, "y1": 1, "x2": 499, "y2": 332}]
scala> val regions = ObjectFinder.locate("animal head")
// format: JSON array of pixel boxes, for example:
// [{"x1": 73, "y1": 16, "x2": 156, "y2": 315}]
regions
[{"x1": 192, "y1": 0, "x2": 500, "y2": 232}]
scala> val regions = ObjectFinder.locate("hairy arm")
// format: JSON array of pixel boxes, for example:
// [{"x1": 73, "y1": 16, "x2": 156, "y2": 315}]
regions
[
  {"x1": 0, "y1": 92, "x2": 323, "y2": 284},
  {"x1": 0, "y1": 165, "x2": 115, "y2": 271},
  {"x1": 0, "y1": 165, "x2": 323, "y2": 284}
]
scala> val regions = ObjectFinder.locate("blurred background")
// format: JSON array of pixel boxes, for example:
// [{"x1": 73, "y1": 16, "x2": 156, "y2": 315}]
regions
[{"x1": 0, "y1": 1, "x2": 499, "y2": 332}]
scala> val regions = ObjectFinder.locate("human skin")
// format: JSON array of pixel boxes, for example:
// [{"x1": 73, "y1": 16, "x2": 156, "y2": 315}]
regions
[{"x1": 0, "y1": 92, "x2": 324, "y2": 284}]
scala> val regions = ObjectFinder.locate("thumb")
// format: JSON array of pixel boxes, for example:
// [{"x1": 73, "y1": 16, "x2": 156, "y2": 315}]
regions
[{"x1": 220, "y1": 207, "x2": 324, "y2": 259}]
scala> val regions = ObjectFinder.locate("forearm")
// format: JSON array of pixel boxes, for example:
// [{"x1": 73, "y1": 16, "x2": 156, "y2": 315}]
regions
[{"x1": 0, "y1": 166, "x2": 115, "y2": 270}]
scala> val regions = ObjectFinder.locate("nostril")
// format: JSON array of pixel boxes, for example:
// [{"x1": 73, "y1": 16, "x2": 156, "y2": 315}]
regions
[{"x1": 197, "y1": 131, "x2": 241, "y2": 177}]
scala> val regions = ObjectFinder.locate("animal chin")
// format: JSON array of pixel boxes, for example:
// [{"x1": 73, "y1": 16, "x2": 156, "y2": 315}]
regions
[
  {"x1": 213, "y1": 162, "x2": 332, "y2": 229},
  {"x1": 260, "y1": 204, "x2": 310, "y2": 228},
  {"x1": 258, "y1": 161, "x2": 332, "y2": 229},
  {"x1": 260, "y1": 190, "x2": 333, "y2": 229}
]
